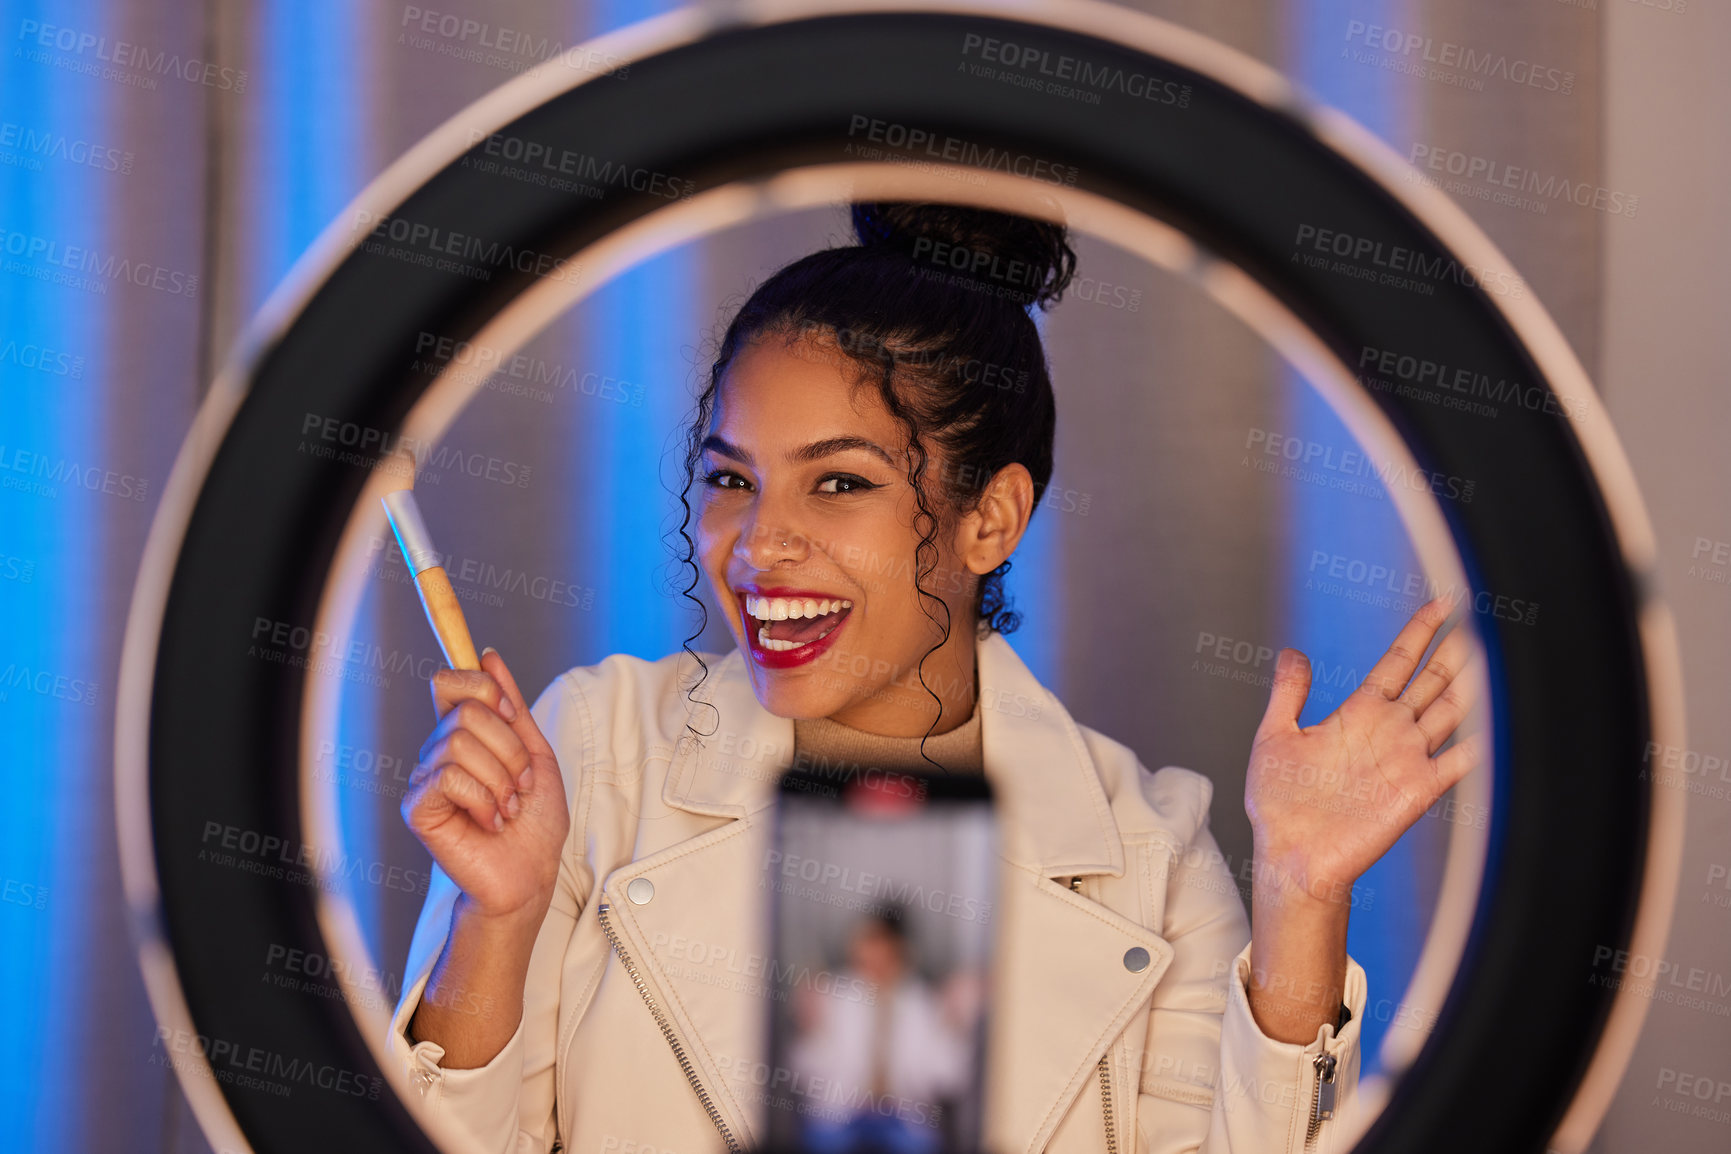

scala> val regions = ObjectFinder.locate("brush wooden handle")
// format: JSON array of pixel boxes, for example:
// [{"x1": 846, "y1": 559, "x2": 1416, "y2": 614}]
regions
[{"x1": 413, "y1": 565, "x2": 481, "y2": 671}]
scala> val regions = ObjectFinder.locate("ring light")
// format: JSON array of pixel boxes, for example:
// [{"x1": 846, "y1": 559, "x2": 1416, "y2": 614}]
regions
[{"x1": 115, "y1": 3, "x2": 1684, "y2": 1152}]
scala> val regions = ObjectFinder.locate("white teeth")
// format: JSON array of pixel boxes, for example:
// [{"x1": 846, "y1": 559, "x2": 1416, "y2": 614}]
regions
[
  {"x1": 743, "y1": 594, "x2": 853, "y2": 622},
  {"x1": 758, "y1": 625, "x2": 800, "y2": 651},
  {"x1": 756, "y1": 617, "x2": 847, "y2": 652},
  {"x1": 742, "y1": 594, "x2": 855, "y2": 654}
]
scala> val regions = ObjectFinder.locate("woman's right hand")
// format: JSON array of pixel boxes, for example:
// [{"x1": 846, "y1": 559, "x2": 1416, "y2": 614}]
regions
[{"x1": 401, "y1": 647, "x2": 570, "y2": 924}]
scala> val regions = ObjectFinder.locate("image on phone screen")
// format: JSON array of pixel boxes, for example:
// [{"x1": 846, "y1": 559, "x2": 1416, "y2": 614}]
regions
[{"x1": 760, "y1": 767, "x2": 1001, "y2": 1154}]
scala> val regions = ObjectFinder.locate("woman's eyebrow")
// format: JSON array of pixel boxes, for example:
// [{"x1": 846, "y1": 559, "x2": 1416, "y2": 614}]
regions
[
  {"x1": 700, "y1": 433, "x2": 895, "y2": 466},
  {"x1": 791, "y1": 435, "x2": 896, "y2": 465}
]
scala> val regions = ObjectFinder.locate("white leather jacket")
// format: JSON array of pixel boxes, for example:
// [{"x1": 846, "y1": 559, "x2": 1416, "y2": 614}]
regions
[{"x1": 386, "y1": 629, "x2": 1368, "y2": 1154}]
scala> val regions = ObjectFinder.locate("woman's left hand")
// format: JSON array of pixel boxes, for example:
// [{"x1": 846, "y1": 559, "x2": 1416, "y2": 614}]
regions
[{"x1": 1245, "y1": 595, "x2": 1486, "y2": 908}]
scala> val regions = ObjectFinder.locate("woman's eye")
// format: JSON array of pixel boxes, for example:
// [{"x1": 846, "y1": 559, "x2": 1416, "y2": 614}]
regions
[
  {"x1": 818, "y1": 474, "x2": 878, "y2": 495},
  {"x1": 701, "y1": 468, "x2": 749, "y2": 491}
]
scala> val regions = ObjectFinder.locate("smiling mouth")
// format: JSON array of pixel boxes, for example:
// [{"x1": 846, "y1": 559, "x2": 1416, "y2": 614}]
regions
[{"x1": 743, "y1": 593, "x2": 854, "y2": 652}]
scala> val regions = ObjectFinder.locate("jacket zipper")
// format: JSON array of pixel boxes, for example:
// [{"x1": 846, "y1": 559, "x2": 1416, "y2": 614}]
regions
[
  {"x1": 1069, "y1": 876, "x2": 1119, "y2": 1154},
  {"x1": 1304, "y1": 1051, "x2": 1338, "y2": 1150},
  {"x1": 596, "y1": 902, "x2": 742, "y2": 1154},
  {"x1": 1096, "y1": 1052, "x2": 1118, "y2": 1154}
]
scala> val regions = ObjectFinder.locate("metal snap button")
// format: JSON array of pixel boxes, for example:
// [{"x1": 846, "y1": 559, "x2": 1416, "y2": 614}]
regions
[
  {"x1": 626, "y1": 877, "x2": 655, "y2": 905},
  {"x1": 1123, "y1": 947, "x2": 1151, "y2": 973}
]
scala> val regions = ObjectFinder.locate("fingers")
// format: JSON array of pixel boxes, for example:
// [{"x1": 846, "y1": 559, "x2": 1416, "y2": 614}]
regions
[
  {"x1": 400, "y1": 645, "x2": 569, "y2": 869},
  {"x1": 414, "y1": 650, "x2": 539, "y2": 834},
  {"x1": 1359, "y1": 595, "x2": 1452, "y2": 701},
  {"x1": 1256, "y1": 649, "x2": 1313, "y2": 740},
  {"x1": 1415, "y1": 650, "x2": 1486, "y2": 757},
  {"x1": 1430, "y1": 732, "x2": 1483, "y2": 794},
  {"x1": 403, "y1": 762, "x2": 507, "y2": 835},
  {"x1": 482, "y1": 647, "x2": 552, "y2": 756},
  {"x1": 420, "y1": 699, "x2": 531, "y2": 789},
  {"x1": 481, "y1": 648, "x2": 556, "y2": 793},
  {"x1": 1397, "y1": 616, "x2": 1474, "y2": 717},
  {"x1": 431, "y1": 664, "x2": 517, "y2": 723},
  {"x1": 418, "y1": 722, "x2": 523, "y2": 820}
]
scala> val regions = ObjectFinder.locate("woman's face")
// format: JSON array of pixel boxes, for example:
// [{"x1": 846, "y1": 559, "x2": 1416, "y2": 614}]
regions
[{"x1": 694, "y1": 331, "x2": 1031, "y2": 735}]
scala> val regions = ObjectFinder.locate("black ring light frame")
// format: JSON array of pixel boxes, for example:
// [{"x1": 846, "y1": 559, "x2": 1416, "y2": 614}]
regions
[{"x1": 115, "y1": 3, "x2": 1685, "y2": 1153}]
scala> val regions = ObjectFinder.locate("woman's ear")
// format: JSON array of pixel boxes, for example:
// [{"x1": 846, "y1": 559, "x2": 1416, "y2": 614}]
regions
[{"x1": 955, "y1": 463, "x2": 1035, "y2": 575}]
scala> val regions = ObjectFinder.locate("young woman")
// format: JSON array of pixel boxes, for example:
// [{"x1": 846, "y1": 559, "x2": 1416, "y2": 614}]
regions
[{"x1": 386, "y1": 202, "x2": 1482, "y2": 1154}]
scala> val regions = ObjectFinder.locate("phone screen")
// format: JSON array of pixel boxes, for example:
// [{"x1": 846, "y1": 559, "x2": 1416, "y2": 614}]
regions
[{"x1": 760, "y1": 766, "x2": 1000, "y2": 1154}]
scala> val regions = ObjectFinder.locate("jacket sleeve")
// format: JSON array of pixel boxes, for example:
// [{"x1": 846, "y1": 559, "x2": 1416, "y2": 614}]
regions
[
  {"x1": 382, "y1": 672, "x2": 594, "y2": 1154},
  {"x1": 1134, "y1": 782, "x2": 1368, "y2": 1154}
]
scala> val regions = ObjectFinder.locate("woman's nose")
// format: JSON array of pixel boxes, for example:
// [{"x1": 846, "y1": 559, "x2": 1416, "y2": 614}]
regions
[{"x1": 734, "y1": 520, "x2": 807, "y2": 568}]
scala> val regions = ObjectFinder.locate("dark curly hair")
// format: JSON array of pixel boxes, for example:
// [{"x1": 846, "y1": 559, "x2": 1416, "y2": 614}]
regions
[{"x1": 670, "y1": 201, "x2": 1077, "y2": 767}]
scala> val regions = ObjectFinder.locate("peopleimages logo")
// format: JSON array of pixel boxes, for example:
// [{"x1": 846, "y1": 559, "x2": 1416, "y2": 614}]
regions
[
  {"x1": 348, "y1": 209, "x2": 583, "y2": 286},
  {"x1": 0, "y1": 120, "x2": 134, "y2": 174},
  {"x1": 16, "y1": 19, "x2": 248, "y2": 91},
  {"x1": 1407, "y1": 143, "x2": 1638, "y2": 218},
  {"x1": 958, "y1": 31, "x2": 1192, "y2": 107},
  {"x1": 1293, "y1": 223, "x2": 1527, "y2": 299},
  {"x1": 1356, "y1": 343, "x2": 1587, "y2": 423},
  {"x1": 0, "y1": 225, "x2": 199, "y2": 298},
  {"x1": 397, "y1": 6, "x2": 629, "y2": 78},
  {"x1": 845, "y1": 115, "x2": 1080, "y2": 187},
  {"x1": 0, "y1": 442, "x2": 150, "y2": 502},
  {"x1": 152, "y1": 1026, "x2": 381, "y2": 1100},
  {"x1": 0, "y1": 335, "x2": 83, "y2": 377},
  {"x1": 199, "y1": 819, "x2": 429, "y2": 897},
  {"x1": 463, "y1": 129, "x2": 694, "y2": 200},
  {"x1": 762, "y1": 849, "x2": 992, "y2": 925},
  {"x1": 1342, "y1": 21, "x2": 1575, "y2": 95}
]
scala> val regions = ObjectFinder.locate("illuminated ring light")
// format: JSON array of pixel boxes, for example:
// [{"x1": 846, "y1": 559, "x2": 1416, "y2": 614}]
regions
[{"x1": 115, "y1": 2, "x2": 1685, "y2": 1152}]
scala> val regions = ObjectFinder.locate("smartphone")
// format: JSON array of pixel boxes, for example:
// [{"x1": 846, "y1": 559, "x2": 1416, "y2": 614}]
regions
[{"x1": 759, "y1": 765, "x2": 1000, "y2": 1154}]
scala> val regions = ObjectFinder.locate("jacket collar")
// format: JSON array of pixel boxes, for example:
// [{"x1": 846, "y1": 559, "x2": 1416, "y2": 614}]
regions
[{"x1": 663, "y1": 628, "x2": 1126, "y2": 878}]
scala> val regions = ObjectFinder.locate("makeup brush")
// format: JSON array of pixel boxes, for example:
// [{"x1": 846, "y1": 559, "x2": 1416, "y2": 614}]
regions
[{"x1": 378, "y1": 449, "x2": 481, "y2": 671}]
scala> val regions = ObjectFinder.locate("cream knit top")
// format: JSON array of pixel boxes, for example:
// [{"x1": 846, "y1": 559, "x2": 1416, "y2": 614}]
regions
[{"x1": 791, "y1": 696, "x2": 984, "y2": 774}]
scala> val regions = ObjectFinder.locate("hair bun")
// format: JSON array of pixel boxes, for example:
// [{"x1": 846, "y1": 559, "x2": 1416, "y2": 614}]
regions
[{"x1": 851, "y1": 201, "x2": 1076, "y2": 310}]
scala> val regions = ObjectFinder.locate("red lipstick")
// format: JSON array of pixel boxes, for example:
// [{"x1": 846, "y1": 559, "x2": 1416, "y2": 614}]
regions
[{"x1": 734, "y1": 585, "x2": 853, "y2": 670}]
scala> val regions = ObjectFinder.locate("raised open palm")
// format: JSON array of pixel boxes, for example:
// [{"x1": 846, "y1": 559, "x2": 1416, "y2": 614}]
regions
[{"x1": 1245, "y1": 595, "x2": 1486, "y2": 906}]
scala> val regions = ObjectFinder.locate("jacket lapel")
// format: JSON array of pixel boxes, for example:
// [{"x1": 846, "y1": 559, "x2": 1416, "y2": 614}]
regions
[
  {"x1": 594, "y1": 650, "x2": 792, "y2": 1148},
  {"x1": 598, "y1": 632, "x2": 1175, "y2": 1154},
  {"x1": 970, "y1": 632, "x2": 1175, "y2": 1154}
]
